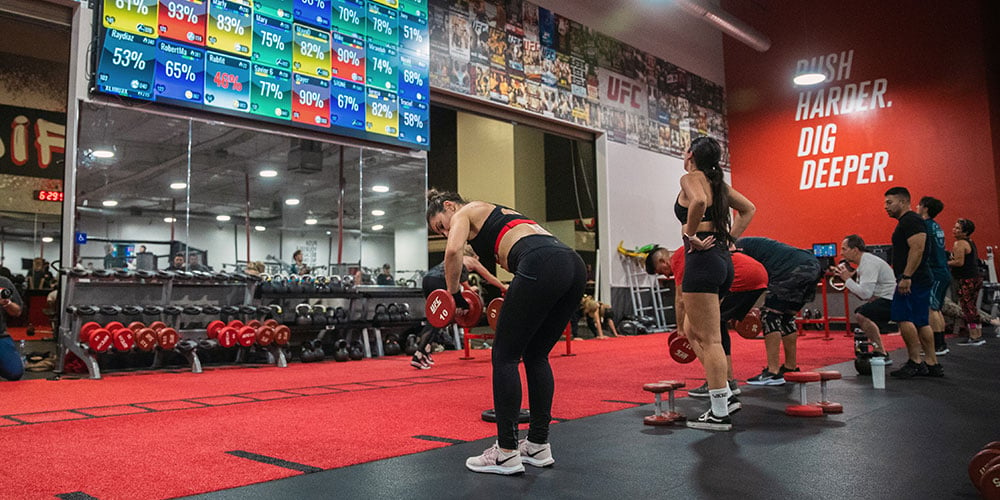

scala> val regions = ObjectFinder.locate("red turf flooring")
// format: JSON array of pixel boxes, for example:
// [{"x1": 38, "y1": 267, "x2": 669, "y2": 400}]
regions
[{"x1": 0, "y1": 330, "x2": 903, "y2": 499}]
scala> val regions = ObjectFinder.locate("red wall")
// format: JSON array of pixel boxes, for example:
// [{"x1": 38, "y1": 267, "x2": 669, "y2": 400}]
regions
[{"x1": 722, "y1": 0, "x2": 999, "y2": 255}]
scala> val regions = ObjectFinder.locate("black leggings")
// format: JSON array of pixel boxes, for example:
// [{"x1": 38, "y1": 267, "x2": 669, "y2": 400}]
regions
[{"x1": 492, "y1": 240, "x2": 586, "y2": 449}]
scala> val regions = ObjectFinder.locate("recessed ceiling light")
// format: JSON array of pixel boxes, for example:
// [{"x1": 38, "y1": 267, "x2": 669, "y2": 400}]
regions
[
  {"x1": 216, "y1": 215, "x2": 231, "y2": 222},
  {"x1": 371, "y1": 224, "x2": 384, "y2": 231},
  {"x1": 254, "y1": 225, "x2": 266, "y2": 231},
  {"x1": 170, "y1": 182, "x2": 187, "y2": 190},
  {"x1": 91, "y1": 149, "x2": 115, "y2": 159},
  {"x1": 285, "y1": 198, "x2": 300, "y2": 206},
  {"x1": 102, "y1": 200, "x2": 118, "y2": 207},
  {"x1": 372, "y1": 185, "x2": 389, "y2": 193},
  {"x1": 325, "y1": 231, "x2": 332, "y2": 235},
  {"x1": 793, "y1": 72, "x2": 826, "y2": 86},
  {"x1": 42, "y1": 236, "x2": 54, "y2": 243},
  {"x1": 371, "y1": 209, "x2": 385, "y2": 216},
  {"x1": 305, "y1": 218, "x2": 318, "y2": 225},
  {"x1": 164, "y1": 217, "x2": 177, "y2": 223},
  {"x1": 259, "y1": 169, "x2": 278, "y2": 178}
]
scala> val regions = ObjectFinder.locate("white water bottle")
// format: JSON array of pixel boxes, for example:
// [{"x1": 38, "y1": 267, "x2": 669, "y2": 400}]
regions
[{"x1": 870, "y1": 357, "x2": 886, "y2": 389}]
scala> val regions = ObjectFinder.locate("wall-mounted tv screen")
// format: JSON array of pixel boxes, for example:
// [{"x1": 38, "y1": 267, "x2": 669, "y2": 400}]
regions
[{"x1": 93, "y1": 0, "x2": 430, "y2": 150}]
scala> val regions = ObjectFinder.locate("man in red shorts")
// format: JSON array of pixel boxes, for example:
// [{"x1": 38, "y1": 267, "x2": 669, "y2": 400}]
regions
[{"x1": 646, "y1": 246, "x2": 769, "y2": 401}]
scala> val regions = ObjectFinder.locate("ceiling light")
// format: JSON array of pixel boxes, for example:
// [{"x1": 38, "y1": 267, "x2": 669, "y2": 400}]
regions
[
  {"x1": 216, "y1": 215, "x2": 231, "y2": 222},
  {"x1": 254, "y1": 225, "x2": 266, "y2": 231},
  {"x1": 259, "y1": 169, "x2": 278, "y2": 178},
  {"x1": 285, "y1": 198, "x2": 300, "y2": 206},
  {"x1": 371, "y1": 224, "x2": 384, "y2": 231},
  {"x1": 305, "y1": 218, "x2": 318, "y2": 225},
  {"x1": 371, "y1": 209, "x2": 385, "y2": 216},
  {"x1": 102, "y1": 200, "x2": 118, "y2": 207},
  {"x1": 42, "y1": 236, "x2": 54, "y2": 243},
  {"x1": 170, "y1": 182, "x2": 187, "y2": 190},
  {"x1": 372, "y1": 185, "x2": 389, "y2": 193},
  {"x1": 793, "y1": 72, "x2": 826, "y2": 86},
  {"x1": 325, "y1": 231, "x2": 332, "y2": 235},
  {"x1": 91, "y1": 149, "x2": 115, "y2": 159},
  {"x1": 164, "y1": 217, "x2": 177, "y2": 223}
]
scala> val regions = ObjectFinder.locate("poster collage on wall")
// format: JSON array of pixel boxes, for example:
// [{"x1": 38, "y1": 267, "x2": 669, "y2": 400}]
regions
[{"x1": 428, "y1": 0, "x2": 729, "y2": 166}]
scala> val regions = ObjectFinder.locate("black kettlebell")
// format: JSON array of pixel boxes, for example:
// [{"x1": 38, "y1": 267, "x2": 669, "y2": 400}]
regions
[
  {"x1": 384, "y1": 335, "x2": 402, "y2": 355},
  {"x1": 312, "y1": 305, "x2": 328, "y2": 326},
  {"x1": 373, "y1": 303, "x2": 388, "y2": 324},
  {"x1": 398, "y1": 303, "x2": 411, "y2": 321},
  {"x1": 295, "y1": 303, "x2": 312, "y2": 326},
  {"x1": 300, "y1": 275, "x2": 315, "y2": 293},
  {"x1": 309, "y1": 339, "x2": 325, "y2": 360},
  {"x1": 325, "y1": 306, "x2": 339, "y2": 324},
  {"x1": 349, "y1": 341, "x2": 364, "y2": 360},
  {"x1": 328, "y1": 275, "x2": 343, "y2": 291},
  {"x1": 335, "y1": 306, "x2": 348, "y2": 323},
  {"x1": 333, "y1": 340, "x2": 350, "y2": 362},
  {"x1": 341, "y1": 274, "x2": 355, "y2": 289},
  {"x1": 287, "y1": 274, "x2": 302, "y2": 294},
  {"x1": 313, "y1": 275, "x2": 330, "y2": 294},
  {"x1": 403, "y1": 334, "x2": 418, "y2": 356},
  {"x1": 271, "y1": 275, "x2": 287, "y2": 294}
]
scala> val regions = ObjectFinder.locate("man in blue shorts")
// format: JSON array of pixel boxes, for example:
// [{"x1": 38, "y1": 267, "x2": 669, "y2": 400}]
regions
[{"x1": 884, "y1": 187, "x2": 943, "y2": 378}]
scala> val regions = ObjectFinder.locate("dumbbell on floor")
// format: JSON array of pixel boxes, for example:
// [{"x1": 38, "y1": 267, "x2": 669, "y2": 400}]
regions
[
  {"x1": 784, "y1": 371, "x2": 825, "y2": 417},
  {"x1": 643, "y1": 380, "x2": 685, "y2": 425},
  {"x1": 970, "y1": 441, "x2": 1000, "y2": 498}
]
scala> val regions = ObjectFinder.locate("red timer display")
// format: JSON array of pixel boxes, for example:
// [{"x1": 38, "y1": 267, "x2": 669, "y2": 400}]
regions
[{"x1": 33, "y1": 190, "x2": 64, "y2": 202}]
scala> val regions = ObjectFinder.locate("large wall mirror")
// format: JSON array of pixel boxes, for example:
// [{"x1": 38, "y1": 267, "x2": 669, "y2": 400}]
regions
[{"x1": 75, "y1": 104, "x2": 426, "y2": 280}]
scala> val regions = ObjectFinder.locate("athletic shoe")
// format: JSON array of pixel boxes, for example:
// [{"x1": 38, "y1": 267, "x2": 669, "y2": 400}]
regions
[
  {"x1": 410, "y1": 353, "x2": 430, "y2": 370},
  {"x1": 518, "y1": 439, "x2": 554, "y2": 467},
  {"x1": 687, "y1": 381, "x2": 740, "y2": 398},
  {"x1": 889, "y1": 359, "x2": 921, "y2": 378},
  {"x1": 465, "y1": 443, "x2": 524, "y2": 475},
  {"x1": 921, "y1": 363, "x2": 944, "y2": 377},
  {"x1": 728, "y1": 395, "x2": 742, "y2": 414},
  {"x1": 424, "y1": 351, "x2": 435, "y2": 365},
  {"x1": 687, "y1": 382, "x2": 710, "y2": 398},
  {"x1": 934, "y1": 346, "x2": 949, "y2": 356},
  {"x1": 686, "y1": 409, "x2": 732, "y2": 431},
  {"x1": 957, "y1": 337, "x2": 986, "y2": 346},
  {"x1": 747, "y1": 368, "x2": 784, "y2": 386}
]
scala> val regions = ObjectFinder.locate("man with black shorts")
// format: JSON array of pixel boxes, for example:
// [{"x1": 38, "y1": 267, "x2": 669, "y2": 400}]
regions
[
  {"x1": 917, "y1": 196, "x2": 952, "y2": 355},
  {"x1": 884, "y1": 187, "x2": 943, "y2": 378},
  {"x1": 833, "y1": 234, "x2": 896, "y2": 361},
  {"x1": 739, "y1": 237, "x2": 823, "y2": 386},
  {"x1": 646, "y1": 246, "x2": 768, "y2": 397}
]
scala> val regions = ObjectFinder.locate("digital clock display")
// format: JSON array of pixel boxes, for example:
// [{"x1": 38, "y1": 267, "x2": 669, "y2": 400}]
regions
[{"x1": 34, "y1": 190, "x2": 65, "y2": 202}]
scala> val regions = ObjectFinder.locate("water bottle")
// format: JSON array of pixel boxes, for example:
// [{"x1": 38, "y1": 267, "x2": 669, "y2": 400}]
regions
[
  {"x1": 19, "y1": 339, "x2": 26, "y2": 364},
  {"x1": 870, "y1": 357, "x2": 886, "y2": 389}
]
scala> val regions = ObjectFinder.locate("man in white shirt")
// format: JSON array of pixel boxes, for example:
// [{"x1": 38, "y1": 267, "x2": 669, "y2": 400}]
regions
[{"x1": 831, "y1": 234, "x2": 897, "y2": 359}]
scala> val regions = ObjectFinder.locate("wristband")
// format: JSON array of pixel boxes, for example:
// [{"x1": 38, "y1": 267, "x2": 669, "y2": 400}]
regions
[{"x1": 900, "y1": 274, "x2": 911, "y2": 280}]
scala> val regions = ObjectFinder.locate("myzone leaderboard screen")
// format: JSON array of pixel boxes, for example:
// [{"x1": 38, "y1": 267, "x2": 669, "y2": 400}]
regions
[{"x1": 96, "y1": 0, "x2": 429, "y2": 149}]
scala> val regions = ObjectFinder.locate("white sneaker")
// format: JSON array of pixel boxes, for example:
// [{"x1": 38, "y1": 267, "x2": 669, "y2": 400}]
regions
[
  {"x1": 518, "y1": 439, "x2": 554, "y2": 467},
  {"x1": 465, "y1": 443, "x2": 524, "y2": 475}
]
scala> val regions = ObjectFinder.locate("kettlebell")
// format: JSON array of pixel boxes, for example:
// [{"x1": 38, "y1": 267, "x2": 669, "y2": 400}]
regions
[
  {"x1": 328, "y1": 274, "x2": 343, "y2": 292},
  {"x1": 325, "y1": 306, "x2": 339, "y2": 324},
  {"x1": 373, "y1": 303, "x2": 388, "y2": 324},
  {"x1": 271, "y1": 275, "x2": 287, "y2": 294},
  {"x1": 300, "y1": 275, "x2": 315, "y2": 294},
  {"x1": 341, "y1": 275, "x2": 355, "y2": 290},
  {"x1": 384, "y1": 334, "x2": 402, "y2": 356},
  {"x1": 387, "y1": 303, "x2": 400, "y2": 322},
  {"x1": 312, "y1": 305, "x2": 328, "y2": 326},
  {"x1": 287, "y1": 274, "x2": 302, "y2": 294},
  {"x1": 313, "y1": 275, "x2": 330, "y2": 294},
  {"x1": 404, "y1": 334, "x2": 419, "y2": 356},
  {"x1": 349, "y1": 341, "x2": 364, "y2": 360},
  {"x1": 309, "y1": 339, "x2": 325, "y2": 361},
  {"x1": 335, "y1": 306, "x2": 348, "y2": 323},
  {"x1": 333, "y1": 340, "x2": 350, "y2": 362},
  {"x1": 295, "y1": 303, "x2": 313, "y2": 326}
]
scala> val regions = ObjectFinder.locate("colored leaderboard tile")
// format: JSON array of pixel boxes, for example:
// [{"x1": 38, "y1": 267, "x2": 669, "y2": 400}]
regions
[{"x1": 95, "y1": 0, "x2": 430, "y2": 148}]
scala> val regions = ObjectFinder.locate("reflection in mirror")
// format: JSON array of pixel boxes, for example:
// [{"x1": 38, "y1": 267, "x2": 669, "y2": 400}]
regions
[
  {"x1": 360, "y1": 148, "x2": 427, "y2": 287},
  {"x1": 75, "y1": 104, "x2": 191, "y2": 273},
  {"x1": 185, "y1": 120, "x2": 362, "y2": 279}
]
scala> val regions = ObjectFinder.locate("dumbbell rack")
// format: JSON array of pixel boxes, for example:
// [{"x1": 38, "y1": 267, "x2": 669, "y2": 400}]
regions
[
  {"x1": 59, "y1": 272, "x2": 255, "y2": 379},
  {"x1": 619, "y1": 253, "x2": 670, "y2": 330}
]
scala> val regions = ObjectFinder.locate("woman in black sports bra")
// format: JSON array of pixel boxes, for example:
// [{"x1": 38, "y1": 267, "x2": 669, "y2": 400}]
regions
[
  {"x1": 427, "y1": 189, "x2": 586, "y2": 475},
  {"x1": 676, "y1": 136, "x2": 755, "y2": 431}
]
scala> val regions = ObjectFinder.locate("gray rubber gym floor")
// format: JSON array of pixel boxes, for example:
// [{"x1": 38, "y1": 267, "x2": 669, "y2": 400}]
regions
[{"x1": 186, "y1": 341, "x2": 998, "y2": 499}]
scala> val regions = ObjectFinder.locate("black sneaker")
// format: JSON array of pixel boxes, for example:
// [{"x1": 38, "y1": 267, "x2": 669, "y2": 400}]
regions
[
  {"x1": 686, "y1": 409, "x2": 732, "y2": 431},
  {"x1": 687, "y1": 382, "x2": 710, "y2": 398},
  {"x1": 777, "y1": 366, "x2": 800, "y2": 375},
  {"x1": 747, "y1": 368, "x2": 784, "y2": 386},
  {"x1": 410, "y1": 353, "x2": 430, "y2": 370},
  {"x1": 934, "y1": 346, "x2": 949, "y2": 355},
  {"x1": 957, "y1": 337, "x2": 986, "y2": 346},
  {"x1": 921, "y1": 363, "x2": 944, "y2": 377},
  {"x1": 727, "y1": 395, "x2": 742, "y2": 414},
  {"x1": 890, "y1": 359, "x2": 921, "y2": 378}
]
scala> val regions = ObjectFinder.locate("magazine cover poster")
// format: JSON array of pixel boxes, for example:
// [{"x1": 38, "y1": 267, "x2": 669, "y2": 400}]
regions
[
  {"x1": 449, "y1": 59, "x2": 472, "y2": 93},
  {"x1": 541, "y1": 47, "x2": 557, "y2": 86},
  {"x1": 605, "y1": 108, "x2": 626, "y2": 144},
  {"x1": 472, "y1": 62, "x2": 491, "y2": 99},
  {"x1": 470, "y1": 19, "x2": 491, "y2": 65},
  {"x1": 509, "y1": 74, "x2": 526, "y2": 108},
  {"x1": 449, "y1": 10, "x2": 471, "y2": 62},
  {"x1": 488, "y1": 27, "x2": 507, "y2": 68},
  {"x1": 505, "y1": 30, "x2": 524, "y2": 75},
  {"x1": 521, "y1": 1, "x2": 539, "y2": 42},
  {"x1": 540, "y1": 83, "x2": 558, "y2": 118},
  {"x1": 555, "y1": 88, "x2": 573, "y2": 121},
  {"x1": 489, "y1": 67, "x2": 510, "y2": 104},
  {"x1": 525, "y1": 79, "x2": 542, "y2": 112},
  {"x1": 523, "y1": 39, "x2": 541, "y2": 81},
  {"x1": 553, "y1": 14, "x2": 572, "y2": 53},
  {"x1": 538, "y1": 7, "x2": 554, "y2": 47},
  {"x1": 571, "y1": 94, "x2": 590, "y2": 126},
  {"x1": 555, "y1": 52, "x2": 571, "y2": 90},
  {"x1": 570, "y1": 55, "x2": 587, "y2": 97}
]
